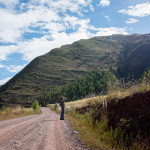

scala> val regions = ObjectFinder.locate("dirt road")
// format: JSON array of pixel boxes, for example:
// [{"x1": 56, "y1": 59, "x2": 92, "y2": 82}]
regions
[{"x1": 0, "y1": 107, "x2": 88, "y2": 150}]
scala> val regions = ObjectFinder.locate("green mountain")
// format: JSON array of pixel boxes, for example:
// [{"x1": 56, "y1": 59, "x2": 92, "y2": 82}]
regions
[{"x1": 1, "y1": 33, "x2": 150, "y2": 106}]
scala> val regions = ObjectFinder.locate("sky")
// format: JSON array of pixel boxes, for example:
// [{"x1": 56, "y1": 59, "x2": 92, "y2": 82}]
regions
[{"x1": 0, "y1": 0, "x2": 150, "y2": 85}]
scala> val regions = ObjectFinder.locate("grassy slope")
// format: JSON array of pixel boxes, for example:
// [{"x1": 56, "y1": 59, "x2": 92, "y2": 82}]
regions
[{"x1": 1, "y1": 34, "x2": 150, "y2": 106}]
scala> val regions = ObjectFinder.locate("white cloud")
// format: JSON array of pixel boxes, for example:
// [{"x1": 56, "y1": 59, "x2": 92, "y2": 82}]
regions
[
  {"x1": 0, "y1": 7, "x2": 60, "y2": 43},
  {"x1": 27, "y1": 0, "x2": 93, "y2": 15},
  {"x1": 0, "y1": 26, "x2": 128, "y2": 62},
  {"x1": 104, "y1": 15, "x2": 110, "y2": 22},
  {"x1": 0, "y1": 0, "x2": 18, "y2": 8},
  {"x1": 0, "y1": 0, "x2": 95, "y2": 43},
  {"x1": 0, "y1": 63, "x2": 26, "y2": 72},
  {"x1": 0, "y1": 64, "x2": 5, "y2": 68},
  {"x1": 126, "y1": 18, "x2": 139, "y2": 24},
  {"x1": 89, "y1": 4, "x2": 94, "y2": 12},
  {"x1": 119, "y1": 2, "x2": 150, "y2": 17},
  {"x1": 0, "y1": 77, "x2": 12, "y2": 85},
  {"x1": 0, "y1": 45, "x2": 17, "y2": 61},
  {"x1": 63, "y1": 15, "x2": 90, "y2": 30},
  {"x1": 6, "y1": 64, "x2": 27, "y2": 73},
  {"x1": 99, "y1": 0, "x2": 110, "y2": 7},
  {"x1": 94, "y1": 27, "x2": 128, "y2": 36},
  {"x1": 0, "y1": 0, "x2": 129, "y2": 63}
]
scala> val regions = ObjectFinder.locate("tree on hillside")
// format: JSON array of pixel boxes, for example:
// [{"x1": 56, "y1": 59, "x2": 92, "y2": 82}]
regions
[
  {"x1": 40, "y1": 70, "x2": 117, "y2": 105},
  {"x1": 139, "y1": 68, "x2": 150, "y2": 83}
]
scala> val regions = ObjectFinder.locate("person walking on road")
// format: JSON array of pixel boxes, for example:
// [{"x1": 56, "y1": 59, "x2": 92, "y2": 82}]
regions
[{"x1": 59, "y1": 96, "x2": 67, "y2": 120}]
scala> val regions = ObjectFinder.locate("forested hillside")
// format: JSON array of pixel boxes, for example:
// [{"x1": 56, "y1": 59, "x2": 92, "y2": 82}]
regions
[
  {"x1": 40, "y1": 70, "x2": 116, "y2": 105},
  {"x1": 1, "y1": 34, "x2": 150, "y2": 106}
]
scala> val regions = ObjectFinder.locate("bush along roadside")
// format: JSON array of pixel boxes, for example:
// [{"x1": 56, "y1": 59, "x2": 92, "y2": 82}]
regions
[
  {"x1": 0, "y1": 101, "x2": 41, "y2": 121},
  {"x1": 32, "y1": 100, "x2": 40, "y2": 110},
  {"x1": 65, "y1": 109, "x2": 141, "y2": 150},
  {"x1": 64, "y1": 93, "x2": 150, "y2": 150},
  {"x1": 32, "y1": 100, "x2": 41, "y2": 113}
]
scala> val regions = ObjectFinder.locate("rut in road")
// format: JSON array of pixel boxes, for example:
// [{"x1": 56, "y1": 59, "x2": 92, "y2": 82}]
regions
[{"x1": 0, "y1": 107, "x2": 88, "y2": 150}]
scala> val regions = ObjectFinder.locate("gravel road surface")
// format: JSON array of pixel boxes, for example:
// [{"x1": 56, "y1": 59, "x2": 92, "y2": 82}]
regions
[{"x1": 0, "y1": 107, "x2": 89, "y2": 150}]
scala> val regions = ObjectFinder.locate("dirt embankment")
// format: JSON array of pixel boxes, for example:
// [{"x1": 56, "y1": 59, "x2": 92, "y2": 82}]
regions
[
  {"x1": 77, "y1": 91, "x2": 150, "y2": 146},
  {"x1": 0, "y1": 107, "x2": 88, "y2": 150},
  {"x1": 107, "y1": 91, "x2": 150, "y2": 131}
]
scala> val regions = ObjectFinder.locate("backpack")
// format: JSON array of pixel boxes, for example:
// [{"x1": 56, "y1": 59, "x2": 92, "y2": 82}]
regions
[{"x1": 59, "y1": 100, "x2": 62, "y2": 107}]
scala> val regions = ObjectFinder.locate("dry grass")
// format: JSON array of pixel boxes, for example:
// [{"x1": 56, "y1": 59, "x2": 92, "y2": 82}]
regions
[
  {"x1": 66, "y1": 110, "x2": 143, "y2": 150},
  {"x1": 66, "y1": 112, "x2": 111, "y2": 150},
  {"x1": 49, "y1": 80, "x2": 150, "y2": 112},
  {"x1": 0, "y1": 106, "x2": 41, "y2": 121},
  {"x1": 48, "y1": 95, "x2": 106, "y2": 111},
  {"x1": 65, "y1": 96, "x2": 106, "y2": 110},
  {"x1": 107, "y1": 82, "x2": 150, "y2": 100}
]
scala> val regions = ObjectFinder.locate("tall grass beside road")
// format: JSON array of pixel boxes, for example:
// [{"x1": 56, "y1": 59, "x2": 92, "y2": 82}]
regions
[
  {"x1": 67, "y1": 108, "x2": 145, "y2": 150},
  {"x1": 107, "y1": 78, "x2": 150, "y2": 100},
  {"x1": 48, "y1": 95, "x2": 106, "y2": 112},
  {"x1": 0, "y1": 101, "x2": 41, "y2": 121}
]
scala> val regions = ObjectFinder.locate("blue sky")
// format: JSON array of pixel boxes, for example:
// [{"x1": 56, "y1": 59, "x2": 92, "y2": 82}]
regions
[{"x1": 0, "y1": 0, "x2": 150, "y2": 85}]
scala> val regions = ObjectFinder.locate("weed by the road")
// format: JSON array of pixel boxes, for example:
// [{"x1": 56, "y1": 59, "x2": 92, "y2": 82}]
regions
[
  {"x1": 54, "y1": 103, "x2": 59, "y2": 110},
  {"x1": 107, "y1": 78, "x2": 150, "y2": 100},
  {"x1": 66, "y1": 109, "x2": 143, "y2": 150},
  {"x1": 48, "y1": 95, "x2": 106, "y2": 112},
  {"x1": 32, "y1": 100, "x2": 41, "y2": 110},
  {"x1": 66, "y1": 110, "x2": 111, "y2": 150},
  {"x1": 0, "y1": 106, "x2": 41, "y2": 121}
]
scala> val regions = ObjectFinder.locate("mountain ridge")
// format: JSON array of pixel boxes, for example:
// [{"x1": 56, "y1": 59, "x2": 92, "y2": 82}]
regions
[{"x1": 1, "y1": 33, "x2": 150, "y2": 106}]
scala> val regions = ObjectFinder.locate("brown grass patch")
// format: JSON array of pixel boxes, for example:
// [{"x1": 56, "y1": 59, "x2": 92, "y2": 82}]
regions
[
  {"x1": 0, "y1": 106, "x2": 41, "y2": 121},
  {"x1": 48, "y1": 95, "x2": 106, "y2": 112},
  {"x1": 107, "y1": 82, "x2": 150, "y2": 100}
]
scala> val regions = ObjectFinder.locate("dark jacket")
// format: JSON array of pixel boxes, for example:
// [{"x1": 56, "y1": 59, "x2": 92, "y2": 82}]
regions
[
  {"x1": 59, "y1": 98, "x2": 67, "y2": 107},
  {"x1": 59, "y1": 99, "x2": 65, "y2": 107}
]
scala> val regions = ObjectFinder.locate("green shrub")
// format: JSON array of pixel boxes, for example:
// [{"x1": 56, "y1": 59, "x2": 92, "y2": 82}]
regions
[
  {"x1": 54, "y1": 103, "x2": 58, "y2": 110},
  {"x1": 32, "y1": 100, "x2": 40, "y2": 110}
]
